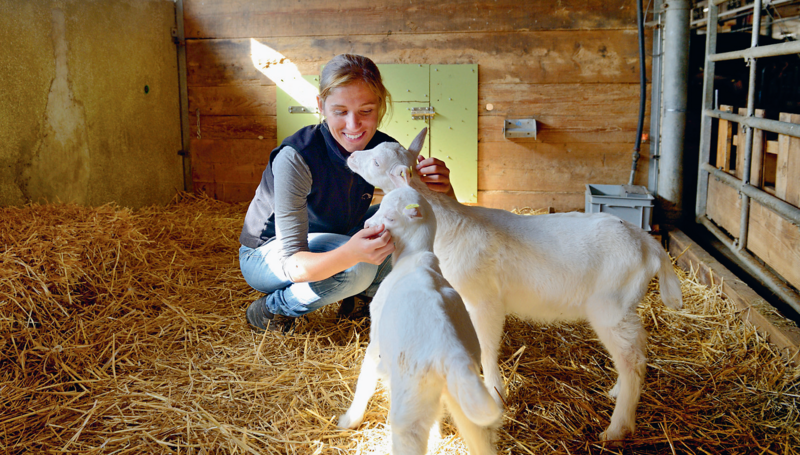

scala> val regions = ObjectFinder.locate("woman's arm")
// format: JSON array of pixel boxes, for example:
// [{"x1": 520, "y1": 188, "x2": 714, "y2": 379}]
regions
[
  {"x1": 272, "y1": 148, "x2": 394, "y2": 283},
  {"x1": 285, "y1": 225, "x2": 393, "y2": 283}
]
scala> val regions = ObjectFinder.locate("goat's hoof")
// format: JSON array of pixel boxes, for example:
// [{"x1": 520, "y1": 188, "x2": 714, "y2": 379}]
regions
[
  {"x1": 337, "y1": 413, "x2": 363, "y2": 430},
  {"x1": 600, "y1": 425, "x2": 633, "y2": 445}
]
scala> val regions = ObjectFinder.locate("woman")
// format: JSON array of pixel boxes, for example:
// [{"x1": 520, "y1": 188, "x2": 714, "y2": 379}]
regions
[{"x1": 239, "y1": 54, "x2": 454, "y2": 333}]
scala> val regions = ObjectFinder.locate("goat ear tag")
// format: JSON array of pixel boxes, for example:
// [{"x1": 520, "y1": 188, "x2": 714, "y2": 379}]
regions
[{"x1": 403, "y1": 204, "x2": 421, "y2": 219}]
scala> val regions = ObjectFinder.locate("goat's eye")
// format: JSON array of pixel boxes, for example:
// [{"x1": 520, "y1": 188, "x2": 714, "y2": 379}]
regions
[{"x1": 373, "y1": 159, "x2": 380, "y2": 167}]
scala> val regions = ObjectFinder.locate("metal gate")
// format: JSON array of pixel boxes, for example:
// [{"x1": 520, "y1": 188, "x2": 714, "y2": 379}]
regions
[{"x1": 695, "y1": 0, "x2": 800, "y2": 313}]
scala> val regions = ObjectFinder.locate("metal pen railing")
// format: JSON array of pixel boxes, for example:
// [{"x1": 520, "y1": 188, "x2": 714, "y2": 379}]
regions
[{"x1": 695, "y1": 0, "x2": 800, "y2": 314}]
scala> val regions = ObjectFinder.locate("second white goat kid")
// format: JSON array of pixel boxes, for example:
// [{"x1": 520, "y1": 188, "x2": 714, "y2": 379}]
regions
[
  {"x1": 338, "y1": 186, "x2": 502, "y2": 455},
  {"x1": 347, "y1": 128, "x2": 684, "y2": 442}
]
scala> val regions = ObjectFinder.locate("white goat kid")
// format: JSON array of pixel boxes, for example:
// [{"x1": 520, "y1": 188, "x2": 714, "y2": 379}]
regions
[
  {"x1": 338, "y1": 186, "x2": 502, "y2": 455},
  {"x1": 347, "y1": 129, "x2": 683, "y2": 442}
]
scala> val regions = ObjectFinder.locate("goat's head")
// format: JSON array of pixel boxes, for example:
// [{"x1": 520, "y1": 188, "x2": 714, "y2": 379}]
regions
[
  {"x1": 365, "y1": 186, "x2": 436, "y2": 256},
  {"x1": 347, "y1": 128, "x2": 427, "y2": 191}
]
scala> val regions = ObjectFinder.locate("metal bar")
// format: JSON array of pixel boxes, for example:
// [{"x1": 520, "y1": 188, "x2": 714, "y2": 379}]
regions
[
  {"x1": 736, "y1": 0, "x2": 762, "y2": 251},
  {"x1": 175, "y1": 0, "x2": 192, "y2": 192},
  {"x1": 658, "y1": 0, "x2": 691, "y2": 224},
  {"x1": 704, "y1": 109, "x2": 800, "y2": 138},
  {"x1": 648, "y1": 0, "x2": 664, "y2": 195},
  {"x1": 701, "y1": 163, "x2": 800, "y2": 225},
  {"x1": 696, "y1": 2, "x2": 719, "y2": 219},
  {"x1": 699, "y1": 216, "x2": 800, "y2": 315},
  {"x1": 709, "y1": 40, "x2": 800, "y2": 62}
]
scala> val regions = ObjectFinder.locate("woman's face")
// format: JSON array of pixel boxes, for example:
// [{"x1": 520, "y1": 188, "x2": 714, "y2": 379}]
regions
[{"x1": 317, "y1": 82, "x2": 380, "y2": 154}]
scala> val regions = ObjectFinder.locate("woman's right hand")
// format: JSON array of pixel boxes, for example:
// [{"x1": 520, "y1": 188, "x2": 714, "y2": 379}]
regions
[{"x1": 346, "y1": 224, "x2": 395, "y2": 265}]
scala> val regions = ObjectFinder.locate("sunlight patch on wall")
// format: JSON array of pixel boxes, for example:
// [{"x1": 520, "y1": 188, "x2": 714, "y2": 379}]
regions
[{"x1": 250, "y1": 39, "x2": 319, "y2": 120}]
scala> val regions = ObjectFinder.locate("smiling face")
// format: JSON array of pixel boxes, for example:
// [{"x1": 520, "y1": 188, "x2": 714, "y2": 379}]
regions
[{"x1": 318, "y1": 81, "x2": 380, "y2": 154}]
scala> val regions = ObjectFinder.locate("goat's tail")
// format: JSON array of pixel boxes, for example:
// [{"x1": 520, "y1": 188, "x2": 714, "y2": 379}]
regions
[
  {"x1": 446, "y1": 358, "x2": 502, "y2": 427},
  {"x1": 657, "y1": 248, "x2": 683, "y2": 310}
]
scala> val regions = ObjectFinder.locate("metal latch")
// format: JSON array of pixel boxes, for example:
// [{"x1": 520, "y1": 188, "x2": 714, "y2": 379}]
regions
[
  {"x1": 503, "y1": 118, "x2": 537, "y2": 139},
  {"x1": 288, "y1": 106, "x2": 318, "y2": 114},
  {"x1": 411, "y1": 106, "x2": 436, "y2": 120}
]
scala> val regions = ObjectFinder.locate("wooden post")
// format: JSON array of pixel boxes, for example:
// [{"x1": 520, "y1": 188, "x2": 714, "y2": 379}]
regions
[
  {"x1": 776, "y1": 113, "x2": 800, "y2": 207},
  {"x1": 716, "y1": 105, "x2": 734, "y2": 172}
]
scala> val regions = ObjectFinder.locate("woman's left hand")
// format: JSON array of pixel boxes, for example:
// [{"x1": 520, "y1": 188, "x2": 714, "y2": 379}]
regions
[{"x1": 416, "y1": 155, "x2": 453, "y2": 195}]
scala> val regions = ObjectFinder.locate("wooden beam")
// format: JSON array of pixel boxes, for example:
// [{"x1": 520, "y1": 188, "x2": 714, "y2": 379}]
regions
[
  {"x1": 183, "y1": 0, "x2": 639, "y2": 39},
  {"x1": 668, "y1": 230, "x2": 800, "y2": 364},
  {"x1": 186, "y1": 31, "x2": 650, "y2": 87}
]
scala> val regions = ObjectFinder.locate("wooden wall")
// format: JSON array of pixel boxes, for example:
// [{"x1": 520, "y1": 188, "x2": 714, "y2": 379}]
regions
[{"x1": 183, "y1": 0, "x2": 650, "y2": 211}]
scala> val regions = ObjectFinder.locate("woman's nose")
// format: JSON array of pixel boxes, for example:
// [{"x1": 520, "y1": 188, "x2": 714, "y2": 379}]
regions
[{"x1": 346, "y1": 113, "x2": 360, "y2": 130}]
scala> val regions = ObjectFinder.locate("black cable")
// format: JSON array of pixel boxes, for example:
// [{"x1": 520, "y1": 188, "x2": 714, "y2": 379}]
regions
[{"x1": 630, "y1": 0, "x2": 647, "y2": 185}]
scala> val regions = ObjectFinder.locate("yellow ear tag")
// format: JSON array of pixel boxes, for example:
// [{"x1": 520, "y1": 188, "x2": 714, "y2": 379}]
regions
[{"x1": 405, "y1": 203, "x2": 419, "y2": 209}]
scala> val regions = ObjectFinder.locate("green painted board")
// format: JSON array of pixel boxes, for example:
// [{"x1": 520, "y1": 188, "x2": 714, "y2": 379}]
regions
[
  {"x1": 378, "y1": 64, "x2": 430, "y2": 103},
  {"x1": 276, "y1": 74, "x2": 320, "y2": 144},
  {"x1": 431, "y1": 64, "x2": 478, "y2": 204}
]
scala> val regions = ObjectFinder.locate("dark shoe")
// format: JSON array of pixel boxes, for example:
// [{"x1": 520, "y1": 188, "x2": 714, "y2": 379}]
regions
[
  {"x1": 337, "y1": 294, "x2": 371, "y2": 321},
  {"x1": 246, "y1": 295, "x2": 295, "y2": 333}
]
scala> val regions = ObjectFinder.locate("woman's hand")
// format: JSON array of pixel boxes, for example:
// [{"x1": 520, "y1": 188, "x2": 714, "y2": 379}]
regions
[
  {"x1": 346, "y1": 224, "x2": 395, "y2": 265},
  {"x1": 416, "y1": 155, "x2": 455, "y2": 197}
]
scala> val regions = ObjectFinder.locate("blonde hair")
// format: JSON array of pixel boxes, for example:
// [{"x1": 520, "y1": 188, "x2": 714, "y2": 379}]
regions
[{"x1": 318, "y1": 54, "x2": 392, "y2": 125}]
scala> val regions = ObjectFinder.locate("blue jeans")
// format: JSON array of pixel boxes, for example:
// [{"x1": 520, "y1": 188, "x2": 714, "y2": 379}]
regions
[{"x1": 239, "y1": 233, "x2": 393, "y2": 318}]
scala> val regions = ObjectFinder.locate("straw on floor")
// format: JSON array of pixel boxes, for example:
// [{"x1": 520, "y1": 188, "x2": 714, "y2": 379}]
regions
[{"x1": 1, "y1": 193, "x2": 798, "y2": 454}]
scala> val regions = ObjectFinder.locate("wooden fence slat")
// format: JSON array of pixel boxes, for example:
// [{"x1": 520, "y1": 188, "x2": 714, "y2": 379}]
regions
[
  {"x1": 750, "y1": 109, "x2": 766, "y2": 187},
  {"x1": 776, "y1": 112, "x2": 800, "y2": 208},
  {"x1": 716, "y1": 105, "x2": 734, "y2": 172}
]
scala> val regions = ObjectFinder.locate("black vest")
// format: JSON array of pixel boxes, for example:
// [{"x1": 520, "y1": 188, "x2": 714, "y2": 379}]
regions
[{"x1": 239, "y1": 123, "x2": 396, "y2": 248}]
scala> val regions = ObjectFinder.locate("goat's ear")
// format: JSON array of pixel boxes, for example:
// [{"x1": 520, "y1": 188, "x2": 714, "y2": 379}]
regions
[
  {"x1": 407, "y1": 128, "x2": 427, "y2": 158},
  {"x1": 388, "y1": 164, "x2": 412, "y2": 189},
  {"x1": 403, "y1": 203, "x2": 422, "y2": 219}
]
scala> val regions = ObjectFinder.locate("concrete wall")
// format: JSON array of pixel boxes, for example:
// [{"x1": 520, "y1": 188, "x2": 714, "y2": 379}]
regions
[{"x1": 0, "y1": 0, "x2": 183, "y2": 208}]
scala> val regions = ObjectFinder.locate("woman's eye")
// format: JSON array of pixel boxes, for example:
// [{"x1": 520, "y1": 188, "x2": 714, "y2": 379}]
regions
[
  {"x1": 360, "y1": 110, "x2": 373, "y2": 115},
  {"x1": 334, "y1": 111, "x2": 346, "y2": 116}
]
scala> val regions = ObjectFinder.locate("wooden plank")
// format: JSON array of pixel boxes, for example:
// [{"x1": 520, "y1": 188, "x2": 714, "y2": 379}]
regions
[
  {"x1": 479, "y1": 115, "x2": 648, "y2": 144},
  {"x1": 706, "y1": 177, "x2": 741, "y2": 238},
  {"x1": 750, "y1": 109, "x2": 766, "y2": 187},
  {"x1": 776, "y1": 112, "x2": 800, "y2": 208},
  {"x1": 190, "y1": 115, "x2": 276, "y2": 140},
  {"x1": 478, "y1": 190, "x2": 585, "y2": 213},
  {"x1": 735, "y1": 107, "x2": 746, "y2": 180},
  {"x1": 715, "y1": 105, "x2": 734, "y2": 172},
  {"x1": 478, "y1": 142, "x2": 649, "y2": 192},
  {"x1": 668, "y1": 230, "x2": 800, "y2": 364},
  {"x1": 186, "y1": 31, "x2": 649, "y2": 87},
  {"x1": 188, "y1": 86, "x2": 275, "y2": 116},
  {"x1": 479, "y1": 83, "x2": 650, "y2": 118},
  {"x1": 747, "y1": 200, "x2": 800, "y2": 291},
  {"x1": 183, "y1": 0, "x2": 639, "y2": 39}
]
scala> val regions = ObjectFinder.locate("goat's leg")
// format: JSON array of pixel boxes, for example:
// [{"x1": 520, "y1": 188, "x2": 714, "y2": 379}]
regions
[
  {"x1": 389, "y1": 375, "x2": 443, "y2": 455},
  {"x1": 590, "y1": 310, "x2": 647, "y2": 442},
  {"x1": 443, "y1": 390, "x2": 497, "y2": 455},
  {"x1": 466, "y1": 303, "x2": 507, "y2": 406},
  {"x1": 338, "y1": 342, "x2": 380, "y2": 429}
]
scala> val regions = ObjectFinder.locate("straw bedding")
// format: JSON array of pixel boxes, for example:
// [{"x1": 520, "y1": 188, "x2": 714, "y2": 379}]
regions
[{"x1": 1, "y1": 194, "x2": 798, "y2": 454}]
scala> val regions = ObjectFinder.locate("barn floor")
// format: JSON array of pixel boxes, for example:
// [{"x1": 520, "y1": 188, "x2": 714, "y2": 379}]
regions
[{"x1": 1, "y1": 194, "x2": 798, "y2": 454}]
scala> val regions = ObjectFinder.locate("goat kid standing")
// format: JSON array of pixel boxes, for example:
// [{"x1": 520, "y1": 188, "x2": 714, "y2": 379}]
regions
[
  {"x1": 338, "y1": 186, "x2": 502, "y2": 455},
  {"x1": 347, "y1": 128, "x2": 683, "y2": 442}
]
